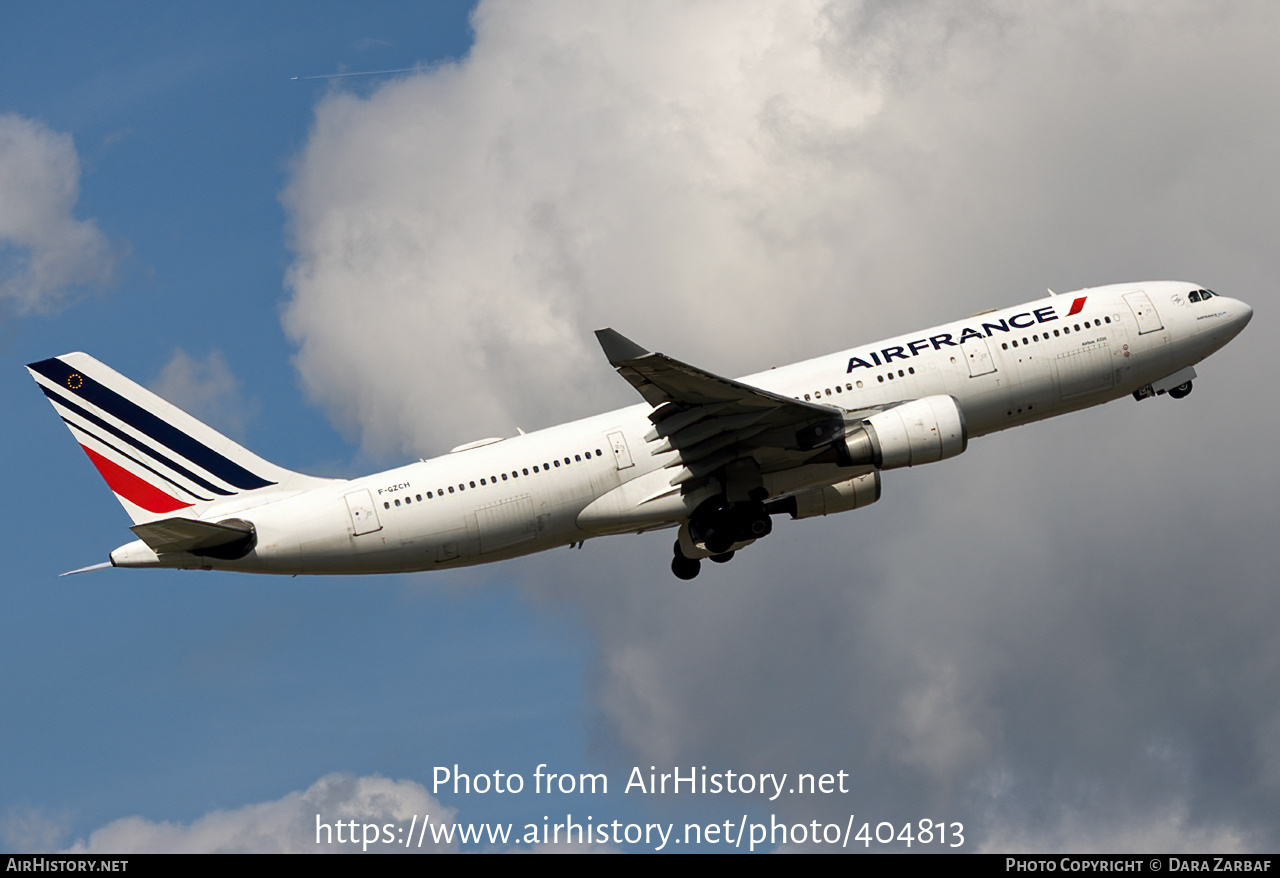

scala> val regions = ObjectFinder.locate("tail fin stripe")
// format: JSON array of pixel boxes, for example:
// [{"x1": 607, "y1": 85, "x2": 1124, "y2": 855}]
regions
[
  {"x1": 28, "y1": 357, "x2": 276, "y2": 491},
  {"x1": 79, "y1": 445, "x2": 194, "y2": 514},
  {"x1": 63, "y1": 417, "x2": 214, "y2": 502},
  {"x1": 40, "y1": 384, "x2": 234, "y2": 497}
]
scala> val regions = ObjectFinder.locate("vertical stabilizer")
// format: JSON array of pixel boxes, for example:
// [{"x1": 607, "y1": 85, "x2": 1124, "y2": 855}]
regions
[{"x1": 27, "y1": 353, "x2": 330, "y2": 524}]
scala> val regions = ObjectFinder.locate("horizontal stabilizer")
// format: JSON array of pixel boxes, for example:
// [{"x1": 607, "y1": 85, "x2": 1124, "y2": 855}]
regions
[{"x1": 130, "y1": 517, "x2": 255, "y2": 555}]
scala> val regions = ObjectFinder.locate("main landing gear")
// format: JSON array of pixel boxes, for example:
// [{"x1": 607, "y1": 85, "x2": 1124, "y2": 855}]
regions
[
  {"x1": 670, "y1": 499, "x2": 774, "y2": 579},
  {"x1": 671, "y1": 542, "x2": 738, "y2": 580},
  {"x1": 1133, "y1": 379, "x2": 1194, "y2": 402}
]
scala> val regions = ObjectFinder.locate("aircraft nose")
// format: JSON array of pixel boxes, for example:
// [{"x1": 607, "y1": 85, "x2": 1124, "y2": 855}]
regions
[{"x1": 1231, "y1": 298, "x2": 1254, "y2": 332}]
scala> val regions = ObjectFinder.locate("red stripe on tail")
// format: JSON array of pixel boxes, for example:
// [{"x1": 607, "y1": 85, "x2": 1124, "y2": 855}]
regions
[{"x1": 80, "y1": 445, "x2": 192, "y2": 514}]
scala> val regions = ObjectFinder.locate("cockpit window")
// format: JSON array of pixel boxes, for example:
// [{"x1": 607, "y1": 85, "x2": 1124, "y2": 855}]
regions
[{"x1": 1189, "y1": 290, "x2": 1201, "y2": 302}]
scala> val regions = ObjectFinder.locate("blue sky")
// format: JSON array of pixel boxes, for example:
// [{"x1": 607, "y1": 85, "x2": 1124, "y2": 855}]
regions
[{"x1": 4, "y1": 0, "x2": 1280, "y2": 854}]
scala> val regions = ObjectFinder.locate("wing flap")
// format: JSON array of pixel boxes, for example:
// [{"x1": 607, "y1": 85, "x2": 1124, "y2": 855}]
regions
[{"x1": 595, "y1": 329, "x2": 860, "y2": 493}]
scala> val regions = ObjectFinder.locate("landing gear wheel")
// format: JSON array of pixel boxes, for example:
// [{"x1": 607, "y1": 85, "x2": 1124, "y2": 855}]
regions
[
  {"x1": 710, "y1": 551, "x2": 735, "y2": 564},
  {"x1": 1168, "y1": 381, "x2": 1192, "y2": 399},
  {"x1": 704, "y1": 530, "x2": 735, "y2": 555},
  {"x1": 672, "y1": 554, "x2": 701, "y2": 580},
  {"x1": 699, "y1": 510, "x2": 737, "y2": 555}
]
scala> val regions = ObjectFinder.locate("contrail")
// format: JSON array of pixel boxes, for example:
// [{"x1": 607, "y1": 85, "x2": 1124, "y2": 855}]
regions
[{"x1": 291, "y1": 65, "x2": 422, "y2": 81}]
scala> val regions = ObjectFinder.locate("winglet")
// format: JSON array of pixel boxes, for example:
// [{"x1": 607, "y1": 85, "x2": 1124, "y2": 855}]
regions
[{"x1": 595, "y1": 328, "x2": 651, "y2": 366}]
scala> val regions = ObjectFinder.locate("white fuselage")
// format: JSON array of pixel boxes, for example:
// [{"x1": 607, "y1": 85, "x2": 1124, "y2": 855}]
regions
[{"x1": 109, "y1": 281, "x2": 1252, "y2": 574}]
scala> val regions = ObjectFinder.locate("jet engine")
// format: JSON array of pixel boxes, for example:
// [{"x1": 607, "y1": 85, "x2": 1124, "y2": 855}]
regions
[
  {"x1": 770, "y1": 471, "x2": 882, "y2": 520},
  {"x1": 841, "y1": 395, "x2": 968, "y2": 469}
]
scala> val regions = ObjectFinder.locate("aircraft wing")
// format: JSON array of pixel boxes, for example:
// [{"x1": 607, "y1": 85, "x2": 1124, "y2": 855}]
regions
[{"x1": 595, "y1": 329, "x2": 862, "y2": 489}]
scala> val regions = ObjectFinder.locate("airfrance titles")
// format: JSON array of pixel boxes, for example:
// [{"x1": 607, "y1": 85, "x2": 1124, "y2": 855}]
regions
[{"x1": 846, "y1": 305, "x2": 1068, "y2": 374}]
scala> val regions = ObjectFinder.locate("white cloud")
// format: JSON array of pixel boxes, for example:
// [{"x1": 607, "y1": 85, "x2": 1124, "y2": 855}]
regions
[
  {"x1": 0, "y1": 114, "x2": 119, "y2": 314},
  {"x1": 64, "y1": 773, "x2": 457, "y2": 854},
  {"x1": 52, "y1": 772, "x2": 622, "y2": 854},
  {"x1": 283, "y1": 0, "x2": 886, "y2": 457},
  {"x1": 149, "y1": 348, "x2": 258, "y2": 439}
]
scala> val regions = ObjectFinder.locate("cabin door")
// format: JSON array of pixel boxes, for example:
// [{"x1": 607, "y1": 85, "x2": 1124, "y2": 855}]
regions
[{"x1": 344, "y1": 489, "x2": 382, "y2": 536}]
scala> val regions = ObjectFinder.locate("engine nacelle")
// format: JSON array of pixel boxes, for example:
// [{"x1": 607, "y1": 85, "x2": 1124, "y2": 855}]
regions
[
  {"x1": 787, "y1": 471, "x2": 882, "y2": 519},
  {"x1": 842, "y1": 395, "x2": 968, "y2": 469}
]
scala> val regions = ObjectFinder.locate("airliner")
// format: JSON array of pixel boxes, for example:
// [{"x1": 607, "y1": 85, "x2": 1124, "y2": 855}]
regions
[{"x1": 28, "y1": 281, "x2": 1251, "y2": 579}]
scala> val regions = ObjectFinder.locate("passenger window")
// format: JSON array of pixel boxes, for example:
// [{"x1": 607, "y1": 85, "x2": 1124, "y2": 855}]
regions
[
  {"x1": 448, "y1": 486, "x2": 454, "y2": 493},
  {"x1": 469, "y1": 481, "x2": 476, "y2": 488},
  {"x1": 394, "y1": 499, "x2": 401, "y2": 507},
  {"x1": 384, "y1": 502, "x2": 390, "y2": 510}
]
